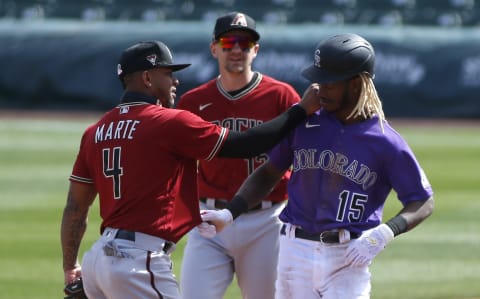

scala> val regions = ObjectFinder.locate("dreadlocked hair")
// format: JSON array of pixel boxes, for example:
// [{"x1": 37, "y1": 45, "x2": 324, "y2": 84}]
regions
[{"x1": 347, "y1": 73, "x2": 386, "y2": 132}]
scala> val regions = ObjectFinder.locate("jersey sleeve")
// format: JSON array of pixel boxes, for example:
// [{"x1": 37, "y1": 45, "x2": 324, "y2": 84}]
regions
[
  {"x1": 164, "y1": 110, "x2": 229, "y2": 161},
  {"x1": 387, "y1": 136, "x2": 433, "y2": 204},
  {"x1": 69, "y1": 130, "x2": 94, "y2": 184},
  {"x1": 267, "y1": 132, "x2": 295, "y2": 171}
]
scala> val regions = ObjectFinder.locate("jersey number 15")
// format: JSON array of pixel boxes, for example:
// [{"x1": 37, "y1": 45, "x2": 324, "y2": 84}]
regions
[{"x1": 336, "y1": 190, "x2": 368, "y2": 222}]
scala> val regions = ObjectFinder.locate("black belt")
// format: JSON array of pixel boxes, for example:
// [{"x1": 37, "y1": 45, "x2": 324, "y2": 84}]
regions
[
  {"x1": 280, "y1": 224, "x2": 359, "y2": 244},
  {"x1": 115, "y1": 229, "x2": 173, "y2": 253},
  {"x1": 200, "y1": 197, "x2": 278, "y2": 212}
]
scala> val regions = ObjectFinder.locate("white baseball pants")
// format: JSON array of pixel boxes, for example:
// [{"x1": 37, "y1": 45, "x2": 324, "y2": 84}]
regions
[{"x1": 276, "y1": 224, "x2": 371, "y2": 299}]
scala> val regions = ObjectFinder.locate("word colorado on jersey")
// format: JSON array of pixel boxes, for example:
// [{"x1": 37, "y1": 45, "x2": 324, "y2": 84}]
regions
[
  {"x1": 292, "y1": 148, "x2": 377, "y2": 191},
  {"x1": 95, "y1": 120, "x2": 141, "y2": 143}
]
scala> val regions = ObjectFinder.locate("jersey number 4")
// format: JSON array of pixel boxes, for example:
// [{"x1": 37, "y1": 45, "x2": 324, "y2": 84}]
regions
[
  {"x1": 102, "y1": 147, "x2": 123, "y2": 199},
  {"x1": 336, "y1": 190, "x2": 368, "y2": 222}
]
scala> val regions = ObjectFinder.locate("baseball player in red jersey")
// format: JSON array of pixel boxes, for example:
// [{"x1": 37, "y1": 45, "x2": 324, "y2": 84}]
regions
[
  {"x1": 60, "y1": 40, "x2": 321, "y2": 299},
  {"x1": 176, "y1": 12, "x2": 300, "y2": 299}
]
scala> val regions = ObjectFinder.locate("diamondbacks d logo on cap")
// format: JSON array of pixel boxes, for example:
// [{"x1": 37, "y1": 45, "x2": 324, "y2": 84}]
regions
[
  {"x1": 314, "y1": 49, "x2": 321, "y2": 68},
  {"x1": 231, "y1": 13, "x2": 248, "y2": 27},
  {"x1": 146, "y1": 54, "x2": 157, "y2": 66}
]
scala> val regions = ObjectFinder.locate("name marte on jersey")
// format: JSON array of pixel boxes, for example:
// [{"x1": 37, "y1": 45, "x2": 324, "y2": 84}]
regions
[
  {"x1": 293, "y1": 149, "x2": 377, "y2": 190},
  {"x1": 95, "y1": 120, "x2": 141, "y2": 143}
]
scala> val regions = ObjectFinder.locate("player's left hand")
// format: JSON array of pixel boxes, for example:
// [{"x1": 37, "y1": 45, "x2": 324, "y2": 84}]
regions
[
  {"x1": 345, "y1": 224, "x2": 394, "y2": 267},
  {"x1": 199, "y1": 209, "x2": 233, "y2": 236},
  {"x1": 196, "y1": 222, "x2": 217, "y2": 238},
  {"x1": 64, "y1": 264, "x2": 82, "y2": 286},
  {"x1": 64, "y1": 278, "x2": 88, "y2": 299}
]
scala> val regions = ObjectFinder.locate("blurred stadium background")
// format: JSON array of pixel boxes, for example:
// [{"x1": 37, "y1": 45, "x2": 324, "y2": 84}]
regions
[
  {"x1": 0, "y1": 0, "x2": 479, "y2": 117},
  {"x1": 1, "y1": 2, "x2": 479, "y2": 298},
  {"x1": 1, "y1": 0, "x2": 479, "y2": 26}
]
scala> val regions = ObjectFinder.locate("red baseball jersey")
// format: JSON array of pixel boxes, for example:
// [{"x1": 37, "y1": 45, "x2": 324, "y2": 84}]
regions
[
  {"x1": 177, "y1": 73, "x2": 300, "y2": 202},
  {"x1": 69, "y1": 101, "x2": 228, "y2": 243}
]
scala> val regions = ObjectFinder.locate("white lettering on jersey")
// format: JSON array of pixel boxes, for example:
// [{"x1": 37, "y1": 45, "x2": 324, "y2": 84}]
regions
[
  {"x1": 95, "y1": 120, "x2": 141, "y2": 143},
  {"x1": 211, "y1": 117, "x2": 263, "y2": 131},
  {"x1": 292, "y1": 149, "x2": 377, "y2": 190}
]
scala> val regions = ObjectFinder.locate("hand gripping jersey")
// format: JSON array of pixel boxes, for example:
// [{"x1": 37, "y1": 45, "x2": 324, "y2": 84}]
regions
[
  {"x1": 69, "y1": 101, "x2": 228, "y2": 243},
  {"x1": 177, "y1": 73, "x2": 300, "y2": 201},
  {"x1": 269, "y1": 109, "x2": 434, "y2": 235}
]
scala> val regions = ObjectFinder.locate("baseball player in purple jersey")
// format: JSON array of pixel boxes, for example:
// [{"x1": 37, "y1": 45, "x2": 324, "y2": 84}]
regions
[{"x1": 199, "y1": 33, "x2": 435, "y2": 298}]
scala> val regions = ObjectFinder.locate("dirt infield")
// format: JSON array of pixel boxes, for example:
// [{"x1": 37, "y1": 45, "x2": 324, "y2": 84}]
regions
[{"x1": 1, "y1": 109, "x2": 479, "y2": 128}]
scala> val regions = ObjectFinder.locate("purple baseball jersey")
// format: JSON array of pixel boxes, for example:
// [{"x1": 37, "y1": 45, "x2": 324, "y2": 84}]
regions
[{"x1": 268, "y1": 109, "x2": 433, "y2": 235}]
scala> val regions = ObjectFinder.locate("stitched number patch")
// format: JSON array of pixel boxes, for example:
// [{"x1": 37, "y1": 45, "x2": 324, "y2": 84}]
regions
[
  {"x1": 244, "y1": 154, "x2": 268, "y2": 175},
  {"x1": 336, "y1": 190, "x2": 368, "y2": 222},
  {"x1": 102, "y1": 147, "x2": 124, "y2": 199}
]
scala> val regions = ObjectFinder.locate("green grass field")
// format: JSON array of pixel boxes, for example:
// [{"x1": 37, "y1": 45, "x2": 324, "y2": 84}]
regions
[{"x1": 0, "y1": 114, "x2": 479, "y2": 299}]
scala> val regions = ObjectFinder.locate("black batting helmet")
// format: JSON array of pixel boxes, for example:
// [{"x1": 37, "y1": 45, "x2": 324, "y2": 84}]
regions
[{"x1": 302, "y1": 33, "x2": 375, "y2": 84}]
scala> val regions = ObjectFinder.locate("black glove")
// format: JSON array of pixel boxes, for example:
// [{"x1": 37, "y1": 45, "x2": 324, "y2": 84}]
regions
[{"x1": 64, "y1": 278, "x2": 88, "y2": 299}]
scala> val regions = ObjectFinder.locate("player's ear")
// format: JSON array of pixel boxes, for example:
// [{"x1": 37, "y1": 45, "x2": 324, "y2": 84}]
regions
[
  {"x1": 349, "y1": 75, "x2": 362, "y2": 93},
  {"x1": 251, "y1": 43, "x2": 259, "y2": 58},
  {"x1": 210, "y1": 41, "x2": 218, "y2": 58},
  {"x1": 141, "y1": 71, "x2": 153, "y2": 88}
]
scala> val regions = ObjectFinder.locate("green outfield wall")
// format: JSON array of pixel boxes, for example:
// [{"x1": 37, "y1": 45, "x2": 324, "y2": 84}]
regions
[{"x1": 0, "y1": 20, "x2": 479, "y2": 118}]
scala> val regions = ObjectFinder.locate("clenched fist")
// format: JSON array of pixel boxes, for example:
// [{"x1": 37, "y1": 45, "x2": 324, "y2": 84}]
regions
[{"x1": 198, "y1": 209, "x2": 233, "y2": 238}]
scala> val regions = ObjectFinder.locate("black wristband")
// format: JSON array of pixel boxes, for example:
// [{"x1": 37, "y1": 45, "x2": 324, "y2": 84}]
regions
[
  {"x1": 226, "y1": 195, "x2": 249, "y2": 220},
  {"x1": 385, "y1": 215, "x2": 408, "y2": 236}
]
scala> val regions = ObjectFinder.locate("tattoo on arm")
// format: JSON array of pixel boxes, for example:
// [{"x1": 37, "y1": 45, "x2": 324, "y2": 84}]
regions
[{"x1": 61, "y1": 192, "x2": 90, "y2": 271}]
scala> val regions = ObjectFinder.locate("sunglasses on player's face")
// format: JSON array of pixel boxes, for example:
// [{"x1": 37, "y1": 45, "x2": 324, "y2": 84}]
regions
[{"x1": 217, "y1": 36, "x2": 256, "y2": 50}]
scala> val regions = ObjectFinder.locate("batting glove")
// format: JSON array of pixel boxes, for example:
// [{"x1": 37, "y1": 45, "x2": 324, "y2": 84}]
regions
[
  {"x1": 345, "y1": 224, "x2": 394, "y2": 267},
  {"x1": 199, "y1": 209, "x2": 233, "y2": 236}
]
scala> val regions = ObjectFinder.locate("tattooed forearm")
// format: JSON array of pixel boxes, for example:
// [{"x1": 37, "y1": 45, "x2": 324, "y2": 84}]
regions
[{"x1": 61, "y1": 192, "x2": 89, "y2": 271}]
